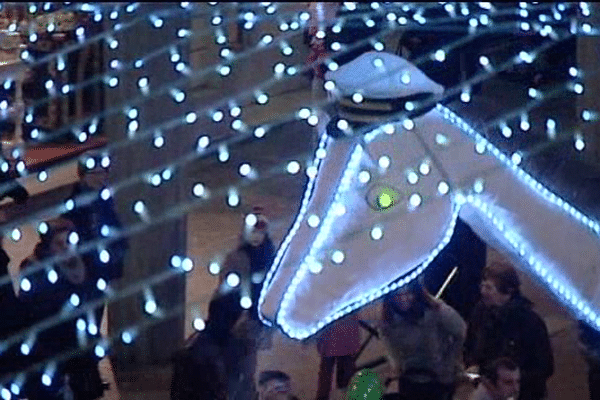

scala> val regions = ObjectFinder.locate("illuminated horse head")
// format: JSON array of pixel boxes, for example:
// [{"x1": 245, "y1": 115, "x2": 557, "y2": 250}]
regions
[{"x1": 258, "y1": 51, "x2": 600, "y2": 339}]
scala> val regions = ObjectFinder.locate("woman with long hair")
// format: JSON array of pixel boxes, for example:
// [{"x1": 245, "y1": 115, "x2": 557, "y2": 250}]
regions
[{"x1": 380, "y1": 279, "x2": 466, "y2": 400}]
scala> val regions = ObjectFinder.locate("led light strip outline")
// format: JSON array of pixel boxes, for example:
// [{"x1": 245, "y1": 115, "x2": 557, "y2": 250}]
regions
[
  {"x1": 257, "y1": 131, "x2": 331, "y2": 326},
  {"x1": 269, "y1": 104, "x2": 600, "y2": 339}
]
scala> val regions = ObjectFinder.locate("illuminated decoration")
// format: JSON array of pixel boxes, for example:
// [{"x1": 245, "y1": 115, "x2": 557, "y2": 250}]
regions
[
  {"x1": 0, "y1": 0, "x2": 596, "y2": 386},
  {"x1": 258, "y1": 50, "x2": 600, "y2": 339}
]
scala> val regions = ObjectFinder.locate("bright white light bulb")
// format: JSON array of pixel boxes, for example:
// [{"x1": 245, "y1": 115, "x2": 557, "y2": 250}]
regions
[
  {"x1": 11, "y1": 228, "x2": 21, "y2": 241},
  {"x1": 324, "y1": 81, "x2": 335, "y2": 91},
  {"x1": 520, "y1": 119, "x2": 530, "y2": 131},
  {"x1": 403, "y1": 119, "x2": 415, "y2": 130},
  {"x1": 153, "y1": 135, "x2": 164, "y2": 148},
  {"x1": 256, "y1": 93, "x2": 269, "y2": 104},
  {"x1": 240, "y1": 296, "x2": 252, "y2": 309},
  {"x1": 511, "y1": 152, "x2": 522, "y2": 165},
  {"x1": 219, "y1": 147, "x2": 230, "y2": 162},
  {"x1": 212, "y1": 111, "x2": 224, "y2": 122},
  {"x1": 193, "y1": 318, "x2": 206, "y2": 331},
  {"x1": 42, "y1": 374, "x2": 52, "y2": 386},
  {"x1": 209, "y1": 262, "x2": 220, "y2": 275},
  {"x1": 419, "y1": 161, "x2": 430, "y2": 175},
  {"x1": 434, "y1": 49, "x2": 446, "y2": 61},
  {"x1": 183, "y1": 112, "x2": 197, "y2": 125},
  {"x1": 502, "y1": 125, "x2": 512, "y2": 138},
  {"x1": 371, "y1": 226, "x2": 383, "y2": 240},
  {"x1": 574, "y1": 83, "x2": 584, "y2": 94},
  {"x1": 407, "y1": 171, "x2": 419, "y2": 184},
  {"x1": 100, "y1": 249, "x2": 110, "y2": 264},
  {"x1": 95, "y1": 345, "x2": 106, "y2": 358},
  {"x1": 193, "y1": 183, "x2": 206, "y2": 197},
  {"x1": 70, "y1": 293, "x2": 81, "y2": 307},
  {"x1": 20, "y1": 278, "x2": 31, "y2": 292},
  {"x1": 409, "y1": 193, "x2": 422, "y2": 208},
  {"x1": 161, "y1": 170, "x2": 171, "y2": 182},
  {"x1": 331, "y1": 250, "x2": 345, "y2": 264},
  {"x1": 352, "y1": 93, "x2": 364, "y2": 103},
  {"x1": 226, "y1": 273, "x2": 240, "y2": 287},
  {"x1": 479, "y1": 56, "x2": 490, "y2": 66},
  {"x1": 287, "y1": 161, "x2": 300, "y2": 174},
  {"x1": 47, "y1": 269, "x2": 58, "y2": 283},
  {"x1": 219, "y1": 65, "x2": 231, "y2": 76},
  {"x1": 227, "y1": 191, "x2": 239, "y2": 207},
  {"x1": 473, "y1": 179, "x2": 485, "y2": 193},
  {"x1": 575, "y1": 136, "x2": 586, "y2": 151},
  {"x1": 101, "y1": 188, "x2": 111, "y2": 200},
  {"x1": 68, "y1": 232, "x2": 79, "y2": 245},
  {"x1": 145, "y1": 300, "x2": 157, "y2": 314},
  {"x1": 379, "y1": 156, "x2": 391, "y2": 169},
  {"x1": 239, "y1": 163, "x2": 251, "y2": 177},
  {"x1": 358, "y1": 171, "x2": 371, "y2": 184},
  {"x1": 21, "y1": 343, "x2": 30, "y2": 355},
  {"x1": 122, "y1": 331, "x2": 133, "y2": 344},
  {"x1": 134, "y1": 201, "x2": 145, "y2": 214},
  {"x1": 97, "y1": 278, "x2": 107, "y2": 291},
  {"x1": 307, "y1": 215, "x2": 320, "y2": 228},
  {"x1": 438, "y1": 181, "x2": 450, "y2": 195}
]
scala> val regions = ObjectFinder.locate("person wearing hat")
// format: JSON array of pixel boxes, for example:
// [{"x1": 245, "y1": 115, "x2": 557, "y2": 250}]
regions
[
  {"x1": 19, "y1": 217, "x2": 106, "y2": 400},
  {"x1": 219, "y1": 207, "x2": 277, "y2": 400}
]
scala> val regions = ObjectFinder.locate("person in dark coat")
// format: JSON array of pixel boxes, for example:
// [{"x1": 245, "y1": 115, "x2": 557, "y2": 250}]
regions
[
  {"x1": 19, "y1": 218, "x2": 105, "y2": 400},
  {"x1": 170, "y1": 290, "x2": 245, "y2": 400},
  {"x1": 218, "y1": 207, "x2": 277, "y2": 400},
  {"x1": 64, "y1": 156, "x2": 128, "y2": 284},
  {"x1": 465, "y1": 261, "x2": 554, "y2": 400},
  {"x1": 0, "y1": 237, "x2": 29, "y2": 382}
]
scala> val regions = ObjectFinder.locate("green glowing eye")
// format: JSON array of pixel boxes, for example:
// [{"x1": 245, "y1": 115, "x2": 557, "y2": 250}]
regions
[
  {"x1": 378, "y1": 192, "x2": 393, "y2": 209},
  {"x1": 368, "y1": 185, "x2": 400, "y2": 211}
]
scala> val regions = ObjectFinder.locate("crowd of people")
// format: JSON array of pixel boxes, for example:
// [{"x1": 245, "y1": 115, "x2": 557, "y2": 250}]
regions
[{"x1": 0, "y1": 156, "x2": 127, "y2": 400}]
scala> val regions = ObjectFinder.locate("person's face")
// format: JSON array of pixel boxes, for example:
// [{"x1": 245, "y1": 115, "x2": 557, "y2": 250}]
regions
[
  {"x1": 489, "y1": 367, "x2": 520, "y2": 400},
  {"x1": 480, "y1": 279, "x2": 510, "y2": 307},
  {"x1": 394, "y1": 289, "x2": 415, "y2": 312},
  {"x1": 49, "y1": 231, "x2": 71, "y2": 255},
  {"x1": 244, "y1": 228, "x2": 266, "y2": 247},
  {"x1": 260, "y1": 379, "x2": 291, "y2": 400},
  {"x1": 82, "y1": 169, "x2": 109, "y2": 190},
  {"x1": 51, "y1": 231, "x2": 86, "y2": 285}
]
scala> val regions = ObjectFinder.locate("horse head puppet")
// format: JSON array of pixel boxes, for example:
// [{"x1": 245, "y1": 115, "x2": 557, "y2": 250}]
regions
[{"x1": 258, "y1": 51, "x2": 600, "y2": 339}]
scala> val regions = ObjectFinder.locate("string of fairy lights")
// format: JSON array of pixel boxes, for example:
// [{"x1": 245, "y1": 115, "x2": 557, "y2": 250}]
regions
[{"x1": 0, "y1": 0, "x2": 596, "y2": 390}]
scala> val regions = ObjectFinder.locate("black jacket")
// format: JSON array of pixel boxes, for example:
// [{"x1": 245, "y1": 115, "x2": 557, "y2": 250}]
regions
[
  {"x1": 465, "y1": 295, "x2": 554, "y2": 400},
  {"x1": 65, "y1": 182, "x2": 128, "y2": 282}
]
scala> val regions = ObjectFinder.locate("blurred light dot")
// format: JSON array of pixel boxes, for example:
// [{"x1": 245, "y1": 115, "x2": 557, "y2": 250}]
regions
[
  {"x1": 307, "y1": 214, "x2": 320, "y2": 228},
  {"x1": 145, "y1": 300, "x2": 157, "y2": 314},
  {"x1": 20, "y1": 278, "x2": 31, "y2": 292},
  {"x1": 409, "y1": 193, "x2": 422, "y2": 208},
  {"x1": 11, "y1": 228, "x2": 21, "y2": 241},
  {"x1": 287, "y1": 161, "x2": 300, "y2": 174},
  {"x1": 239, "y1": 163, "x2": 251, "y2": 176},
  {"x1": 226, "y1": 273, "x2": 240, "y2": 287},
  {"x1": 407, "y1": 171, "x2": 419, "y2": 184},
  {"x1": 240, "y1": 296, "x2": 252, "y2": 309},
  {"x1": 209, "y1": 262, "x2": 220, "y2": 275},
  {"x1": 371, "y1": 226, "x2": 383, "y2": 240},
  {"x1": 331, "y1": 250, "x2": 345, "y2": 264},
  {"x1": 193, "y1": 318, "x2": 206, "y2": 331},
  {"x1": 438, "y1": 181, "x2": 449, "y2": 195},
  {"x1": 70, "y1": 293, "x2": 81, "y2": 307},
  {"x1": 122, "y1": 331, "x2": 133, "y2": 344},
  {"x1": 358, "y1": 171, "x2": 370, "y2": 184}
]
